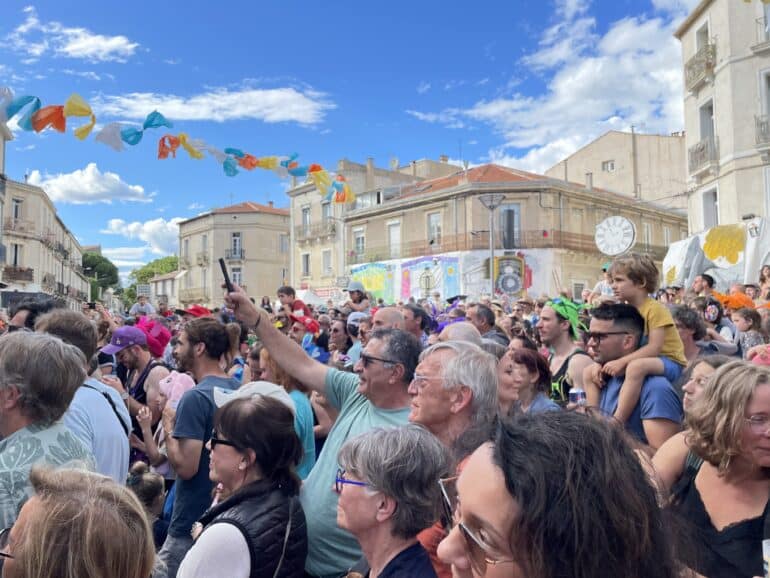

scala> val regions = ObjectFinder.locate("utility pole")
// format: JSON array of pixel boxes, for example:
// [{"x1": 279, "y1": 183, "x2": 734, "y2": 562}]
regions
[{"x1": 478, "y1": 194, "x2": 506, "y2": 297}]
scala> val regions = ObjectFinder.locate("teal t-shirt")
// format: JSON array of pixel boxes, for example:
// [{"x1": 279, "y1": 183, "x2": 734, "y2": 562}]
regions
[
  {"x1": 289, "y1": 389, "x2": 316, "y2": 479},
  {"x1": 301, "y1": 368, "x2": 410, "y2": 576}
]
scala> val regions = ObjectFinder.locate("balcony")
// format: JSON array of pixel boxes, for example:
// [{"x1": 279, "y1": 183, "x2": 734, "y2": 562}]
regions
[
  {"x1": 3, "y1": 266, "x2": 34, "y2": 282},
  {"x1": 688, "y1": 135, "x2": 719, "y2": 177},
  {"x1": 756, "y1": 115, "x2": 770, "y2": 161},
  {"x1": 196, "y1": 251, "x2": 209, "y2": 266},
  {"x1": 346, "y1": 230, "x2": 670, "y2": 265},
  {"x1": 4, "y1": 218, "x2": 36, "y2": 238},
  {"x1": 179, "y1": 287, "x2": 209, "y2": 303},
  {"x1": 295, "y1": 221, "x2": 337, "y2": 242},
  {"x1": 39, "y1": 230, "x2": 55, "y2": 249},
  {"x1": 179, "y1": 256, "x2": 191, "y2": 269},
  {"x1": 42, "y1": 273, "x2": 56, "y2": 290},
  {"x1": 752, "y1": 17, "x2": 770, "y2": 54},
  {"x1": 684, "y1": 43, "x2": 716, "y2": 92},
  {"x1": 225, "y1": 248, "x2": 245, "y2": 260},
  {"x1": 56, "y1": 282, "x2": 65, "y2": 295}
]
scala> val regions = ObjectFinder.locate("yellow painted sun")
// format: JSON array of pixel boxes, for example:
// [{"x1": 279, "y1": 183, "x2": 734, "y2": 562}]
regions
[
  {"x1": 703, "y1": 224, "x2": 745, "y2": 265},
  {"x1": 665, "y1": 266, "x2": 677, "y2": 286}
]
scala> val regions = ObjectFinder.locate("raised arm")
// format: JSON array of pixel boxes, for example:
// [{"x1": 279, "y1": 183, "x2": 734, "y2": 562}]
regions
[{"x1": 225, "y1": 285, "x2": 330, "y2": 394}]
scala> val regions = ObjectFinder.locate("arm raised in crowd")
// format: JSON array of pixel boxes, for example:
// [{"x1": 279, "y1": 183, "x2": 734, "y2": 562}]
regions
[{"x1": 225, "y1": 285, "x2": 330, "y2": 394}]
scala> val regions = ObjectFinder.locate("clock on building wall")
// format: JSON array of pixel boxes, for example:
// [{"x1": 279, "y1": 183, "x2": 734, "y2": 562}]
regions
[{"x1": 595, "y1": 216, "x2": 636, "y2": 256}]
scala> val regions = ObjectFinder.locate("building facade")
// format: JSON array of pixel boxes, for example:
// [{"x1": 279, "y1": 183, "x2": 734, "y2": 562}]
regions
[
  {"x1": 340, "y1": 164, "x2": 688, "y2": 301},
  {"x1": 176, "y1": 201, "x2": 290, "y2": 308},
  {"x1": 676, "y1": 0, "x2": 770, "y2": 232},
  {"x1": 287, "y1": 156, "x2": 460, "y2": 299},
  {"x1": 545, "y1": 130, "x2": 688, "y2": 210}
]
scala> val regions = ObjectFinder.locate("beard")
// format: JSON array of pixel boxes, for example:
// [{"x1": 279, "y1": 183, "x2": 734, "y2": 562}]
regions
[{"x1": 174, "y1": 349, "x2": 194, "y2": 375}]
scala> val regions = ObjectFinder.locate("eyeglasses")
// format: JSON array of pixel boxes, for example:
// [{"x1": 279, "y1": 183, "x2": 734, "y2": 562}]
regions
[
  {"x1": 438, "y1": 477, "x2": 515, "y2": 571},
  {"x1": 335, "y1": 468, "x2": 370, "y2": 493},
  {"x1": 745, "y1": 415, "x2": 770, "y2": 434},
  {"x1": 209, "y1": 429, "x2": 239, "y2": 450},
  {"x1": 586, "y1": 331, "x2": 628, "y2": 343},
  {"x1": 410, "y1": 373, "x2": 437, "y2": 391},
  {"x1": 0, "y1": 527, "x2": 13, "y2": 562},
  {"x1": 360, "y1": 353, "x2": 397, "y2": 368}
]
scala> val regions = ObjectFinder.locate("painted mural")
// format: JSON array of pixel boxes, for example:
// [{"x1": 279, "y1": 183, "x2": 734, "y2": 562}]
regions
[
  {"x1": 350, "y1": 262, "x2": 397, "y2": 302},
  {"x1": 400, "y1": 256, "x2": 460, "y2": 300}
]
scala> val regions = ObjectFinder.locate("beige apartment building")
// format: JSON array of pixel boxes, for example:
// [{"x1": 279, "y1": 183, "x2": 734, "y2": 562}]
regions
[
  {"x1": 675, "y1": 0, "x2": 770, "y2": 231},
  {"x1": 545, "y1": 130, "x2": 688, "y2": 210},
  {"x1": 341, "y1": 164, "x2": 688, "y2": 301},
  {"x1": 175, "y1": 201, "x2": 290, "y2": 308},
  {"x1": 0, "y1": 177, "x2": 90, "y2": 309},
  {"x1": 287, "y1": 156, "x2": 460, "y2": 298}
]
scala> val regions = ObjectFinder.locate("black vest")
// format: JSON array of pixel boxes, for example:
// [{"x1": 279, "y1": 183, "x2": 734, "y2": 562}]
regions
[{"x1": 197, "y1": 479, "x2": 307, "y2": 578}]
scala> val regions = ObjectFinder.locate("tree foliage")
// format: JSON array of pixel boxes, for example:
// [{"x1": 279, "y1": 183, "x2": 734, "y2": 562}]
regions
[
  {"x1": 129, "y1": 256, "x2": 179, "y2": 285},
  {"x1": 82, "y1": 252, "x2": 119, "y2": 301}
]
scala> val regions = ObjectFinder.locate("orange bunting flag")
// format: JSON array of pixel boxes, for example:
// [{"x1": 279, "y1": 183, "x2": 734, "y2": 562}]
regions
[{"x1": 31, "y1": 105, "x2": 66, "y2": 133}]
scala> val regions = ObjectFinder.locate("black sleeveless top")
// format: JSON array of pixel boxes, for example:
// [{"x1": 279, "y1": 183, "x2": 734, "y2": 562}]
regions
[
  {"x1": 549, "y1": 348, "x2": 586, "y2": 403},
  {"x1": 670, "y1": 459, "x2": 767, "y2": 578}
]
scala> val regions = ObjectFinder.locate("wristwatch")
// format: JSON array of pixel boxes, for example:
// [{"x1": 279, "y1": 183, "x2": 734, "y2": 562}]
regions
[{"x1": 121, "y1": 391, "x2": 129, "y2": 400}]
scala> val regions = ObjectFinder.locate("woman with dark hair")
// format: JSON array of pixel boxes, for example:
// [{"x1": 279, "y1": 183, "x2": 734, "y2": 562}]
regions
[
  {"x1": 260, "y1": 296, "x2": 273, "y2": 315},
  {"x1": 501, "y1": 349, "x2": 559, "y2": 416},
  {"x1": 328, "y1": 319, "x2": 354, "y2": 368},
  {"x1": 436, "y1": 411, "x2": 681, "y2": 578},
  {"x1": 177, "y1": 391, "x2": 307, "y2": 578}
]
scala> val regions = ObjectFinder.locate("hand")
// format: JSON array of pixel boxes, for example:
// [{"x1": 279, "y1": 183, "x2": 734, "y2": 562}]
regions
[
  {"x1": 705, "y1": 327, "x2": 719, "y2": 341},
  {"x1": 162, "y1": 405, "x2": 177, "y2": 435},
  {"x1": 602, "y1": 358, "x2": 628, "y2": 377},
  {"x1": 129, "y1": 433, "x2": 147, "y2": 452},
  {"x1": 136, "y1": 405, "x2": 153, "y2": 430},
  {"x1": 223, "y1": 283, "x2": 267, "y2": 329},
  {"x1": 100, "y1": 375, "x2": 126, "y2": 396},
  {"x1": 586, "y1": 364, "x2": 606, "y2": 389},
  {"x1": 746, "y1": 344, "x2": 769, "y2": 361}
]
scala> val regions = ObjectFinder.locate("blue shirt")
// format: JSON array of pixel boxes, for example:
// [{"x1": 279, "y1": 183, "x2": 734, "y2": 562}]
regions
[
  {"x1": 289, "y1": 389, "x2": 316, "y2": 479},
  {"x1": 169, "y1": 375, "x2": 240, "y2": 538},
  {"x1": 599, "y1": 374, "x2": 683, "y2": 444},
  {"x1": 524, "y1": 392, "x2": 561, "y2": 414}
]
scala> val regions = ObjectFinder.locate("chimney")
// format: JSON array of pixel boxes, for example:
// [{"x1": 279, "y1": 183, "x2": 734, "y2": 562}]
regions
[
  {"x1": 439, "y1": 154, "x2": 448, "y2": 163},
  {"x1": 585, "y1": 172, "x2": 593, "y2": 190},
  {"x1": 411, "y1": 160, "x2": 417, "y2": 177},
  {"x1": 268, "y1": 201, "x2": 274, "y2": 208},
  {"x1": 366, "y1": 157, "x2": 375, "y2": 190}
]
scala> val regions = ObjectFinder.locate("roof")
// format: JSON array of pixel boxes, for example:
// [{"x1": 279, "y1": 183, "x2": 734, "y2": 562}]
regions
[
  {"x1": 674, "y1": 0, "x2": 712, "y2": 39},
  {"x1": 212, "y1": 201, "x2": 288, "y2": 216}
]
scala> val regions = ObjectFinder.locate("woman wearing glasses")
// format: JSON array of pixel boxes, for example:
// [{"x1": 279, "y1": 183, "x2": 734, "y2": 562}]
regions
[
  {"x1": 437, "y1": 411, "x2": 680, "y2": 578},
  {"x1": 176, "y1": 388, "x2": 307, "y2": 578},
  {"x1": 653, "y1": 361, "x2": 770, "y2": 578},
  {"x1": 336, "y1": 425, "x2": 450, "y2": 578}
]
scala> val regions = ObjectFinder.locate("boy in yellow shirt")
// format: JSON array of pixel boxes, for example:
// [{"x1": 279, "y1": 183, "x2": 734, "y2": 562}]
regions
[{"x1": 584, "y1": 253, "x2": 686, "y2": 422}]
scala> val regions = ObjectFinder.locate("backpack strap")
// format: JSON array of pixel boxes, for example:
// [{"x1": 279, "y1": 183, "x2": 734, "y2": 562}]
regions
[{"x1": 81, "y1": 383, "x2": 129, "y2": 436}]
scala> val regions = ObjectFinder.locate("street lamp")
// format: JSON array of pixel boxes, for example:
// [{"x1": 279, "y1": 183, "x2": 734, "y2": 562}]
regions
[{"x1": 478, "y1": 194, "x2": 506, "y2": 297}]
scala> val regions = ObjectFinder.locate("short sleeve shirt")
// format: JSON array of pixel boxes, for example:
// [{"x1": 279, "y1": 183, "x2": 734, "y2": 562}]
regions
[
  {"x1": 600, "y1": 374, "x2": 683, "y2": 444},
  {"x1": 638, "y1": 298, "x2": 687, "y2": 366},
  {"x1": 289, "y1": 390, "x2": 316, "y2": 479},
  {"x1": 301, "y1": 369, "x2": 410, "y2": 576},
  {"x1": 168, "y1": 375, "x2": 240, "y2": 538}
]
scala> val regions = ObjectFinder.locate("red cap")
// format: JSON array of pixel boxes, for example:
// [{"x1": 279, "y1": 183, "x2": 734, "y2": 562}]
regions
[
  {"x1": 174, "y1": 304, "x2": 212, "y2": 318},
  {"x1": 289, "y1": 314, "x2": 320, "y2": 334}
]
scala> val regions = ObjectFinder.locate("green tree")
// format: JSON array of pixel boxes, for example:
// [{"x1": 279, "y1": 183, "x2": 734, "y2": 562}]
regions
[
  {"x1": 82, "y1": 252, "x2": 119, "y2": 301},
  {"x1": 123, "y1": 256, "x2": 179, "y2": 305}
]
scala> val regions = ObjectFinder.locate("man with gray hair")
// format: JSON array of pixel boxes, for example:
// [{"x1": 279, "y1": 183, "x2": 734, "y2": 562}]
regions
[
  {"x1": 0, "y1": 332, "x2": 95, "y2": 527},
  {"x1": 437, "y1": 321, "x2": 482, "y2": 345},
  {"x1": 407, "y1": 340, "x2": 498, "y2": 577}
]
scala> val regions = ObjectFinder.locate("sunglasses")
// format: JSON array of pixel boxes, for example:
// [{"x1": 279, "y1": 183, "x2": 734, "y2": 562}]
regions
[
  {"x1": 585, "y1": 331, "x2": 628, "y2": 343},
  {"x1": 359, "y1": 353, "x2": 398, "y2": 368},
  {"x1": 438, "y1": 477, "x2": 514, "y2": 571},
  {"x1": 209, "y1": 429, "x2": 239, "y2": 450}
]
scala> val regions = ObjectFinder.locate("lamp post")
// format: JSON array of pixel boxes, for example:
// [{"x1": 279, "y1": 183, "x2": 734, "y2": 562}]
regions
[{"x1": 478, "y1": 194, "x2": 506, "y2": 297}]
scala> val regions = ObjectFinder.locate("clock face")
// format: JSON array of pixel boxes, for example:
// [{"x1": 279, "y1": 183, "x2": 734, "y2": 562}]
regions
[{"x1": 595, "y1": 216, "x2": 636, "y2": 256}]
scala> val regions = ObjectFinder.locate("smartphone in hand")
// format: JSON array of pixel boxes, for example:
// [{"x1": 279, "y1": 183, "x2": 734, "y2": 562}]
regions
[{"x1": 219, "y1": 258, "x2": 234, "y2": 293}]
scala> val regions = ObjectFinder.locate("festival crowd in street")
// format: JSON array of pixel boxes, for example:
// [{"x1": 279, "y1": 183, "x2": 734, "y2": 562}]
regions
[{"x1": 0, "y1": 252, "x2": 769, "y2": 578}]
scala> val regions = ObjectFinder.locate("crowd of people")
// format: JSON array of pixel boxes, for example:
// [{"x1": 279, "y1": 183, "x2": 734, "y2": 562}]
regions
[{"x1": 0, "y1": 252, "x2": 768, "y2": 577}]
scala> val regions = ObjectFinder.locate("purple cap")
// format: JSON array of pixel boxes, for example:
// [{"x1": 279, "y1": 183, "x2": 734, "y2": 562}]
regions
[{"x1": 100, "y1": 326, "x2": 147, "y2": 355}]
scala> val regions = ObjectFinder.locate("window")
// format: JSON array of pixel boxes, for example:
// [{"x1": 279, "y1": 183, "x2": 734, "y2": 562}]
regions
[
  {"x1": 663, "y1": 226, "x2": 671, "y2": 246},
  {"x1": 601, "y1": 160, "x2": 615, "y2": 173},
  {"x1": 703, "y1": 189, "x2": 719, "y2": 228},
  {"x1": 427, "y1": 212, "x2": 442, "y2": 245},
  {"x1": 322, "y1": 202, "x2": 331, "y2": 222},
  {"x1": 201, "y1": 234, "x2": 207, "y2": 252},
  {"x1": 388, "y1": 222, "x2": 401, "y2": 259},
  {"x1": 231, "y1": 232, "x2": 242, "y2": 258},
  {"x1": 642, "y1": 223, "x2": 652, "y2": 249},
  {"x1": 11, "y1": 199, "x2": 22, "y2": 220},
  {"x1": 231, "y1": 267, "x2": 242, "y2": 286},
  {"x1": 301, "y1": 253, "x2": 311, "y2": 277},
  {"x1": 201, "y1": 267, "x2": 207, "y2": 290},
  {"x1": 183, "y1": 238, "x2": 189, "y2": 258},
  {"x1": 10, "y1": 243, "x2": 21, "y2": 267},
  {"x1": 499, "y1": 203, "x2": 521, "y2": 250},
  {"x1": 695, "y1": 22, "x2": 709, "y2": 52},
  {"x1": 573, "y1": 282, "x2": 586, "y2": 302},
  {"x1": 353, "y1": 227, "x2": 365, "y2": 255},
  {"x1": 322, "y1": 250, "x2": 332, "y2": 275},
  {"x1": 279, "y1": 234, "x2": 289, "y2": 253}
]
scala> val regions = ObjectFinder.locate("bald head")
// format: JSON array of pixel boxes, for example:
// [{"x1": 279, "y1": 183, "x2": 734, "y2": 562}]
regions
[
  {"x1": 372, "y1": 307, "x2": 405, "y2": 331},
  {"x1": 438, "y1": 321, "x2": 482, "y2": 346}
]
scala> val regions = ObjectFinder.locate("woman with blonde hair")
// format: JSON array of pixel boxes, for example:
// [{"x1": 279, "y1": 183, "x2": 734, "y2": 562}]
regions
[
  {"x1": 655, "y1": 361, "x2": 770, "y2": 578},
  {"x1": 0, "y1": 467, "x2": 154, "y2": 578}
]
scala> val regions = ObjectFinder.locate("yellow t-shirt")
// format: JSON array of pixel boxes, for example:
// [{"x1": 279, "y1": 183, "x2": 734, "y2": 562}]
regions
[{"x1": 637, "y1": 298, "x2": 687, "y2": 366}]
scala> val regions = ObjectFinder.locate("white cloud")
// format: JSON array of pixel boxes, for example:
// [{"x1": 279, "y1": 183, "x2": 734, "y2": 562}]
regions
[
  {"x1": 6, "y1": 6, "x2": 139, "y2": 63},
  {"x1": 61, "y1": 68, "x2": 101, "y2": 81},
  {"x1": 416, "y1": 81, "x2": 431, "y2": 94},
  {"x1": 406, "y1": 3, "x2": 687, "y2": 174},
  {"x1": 111, "y1": 259, "x2": 148, "y2": 269},
  {"x1": 101, "y1": 217, "x2": 184, "y2": 255},
  {"x1": 93, "y1": 85, "x2": 335, "y2": 126},
  {"x1": 187, "y1": 202, "x2": 204, "y2": 210},
  {"x1": 651, "y1": 0, "x2": 700, "y2": 16},
  {"x1": 27, "y1": 163, "x2": 153, "y2": 204},
  {"x1": 102, "y1": 246, "x2": 149, "y2": 261}
]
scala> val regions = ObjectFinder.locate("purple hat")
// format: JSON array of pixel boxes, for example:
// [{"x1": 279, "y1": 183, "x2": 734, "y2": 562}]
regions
[{"x1": 100, "y1": 326, "x2": 147, "y2": 355}]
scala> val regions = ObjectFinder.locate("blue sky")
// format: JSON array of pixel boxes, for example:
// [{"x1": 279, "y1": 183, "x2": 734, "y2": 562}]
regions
[{"x1": 0, "y1": 0, "x2": 699, "y2": 281}]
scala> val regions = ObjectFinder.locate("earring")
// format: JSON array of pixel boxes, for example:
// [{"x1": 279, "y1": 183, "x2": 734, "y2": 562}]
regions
[{"x1": 238, "y1": 462, "x2": 246, "y2": 471}]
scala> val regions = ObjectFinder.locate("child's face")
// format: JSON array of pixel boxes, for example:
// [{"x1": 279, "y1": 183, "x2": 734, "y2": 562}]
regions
[
  {"x1": 734, "y1": 314, "x2": 750, "y2": 332},
  {"x1": 611, "y1": 272, "x2": 644, "y2": 301}
]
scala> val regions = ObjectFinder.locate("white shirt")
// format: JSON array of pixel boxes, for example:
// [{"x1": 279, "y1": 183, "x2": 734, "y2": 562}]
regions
[{"x1": 177, "y1": 523, "x2": 250, "y2": 578}]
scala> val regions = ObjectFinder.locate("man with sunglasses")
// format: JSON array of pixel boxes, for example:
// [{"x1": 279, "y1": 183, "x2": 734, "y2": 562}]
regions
[
  {"x1": 586, "y1": 303, "x2": 682, "y2": 450},
  {"x1": 225, "y1": 286, "x2": 421, "y2": 578}
]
